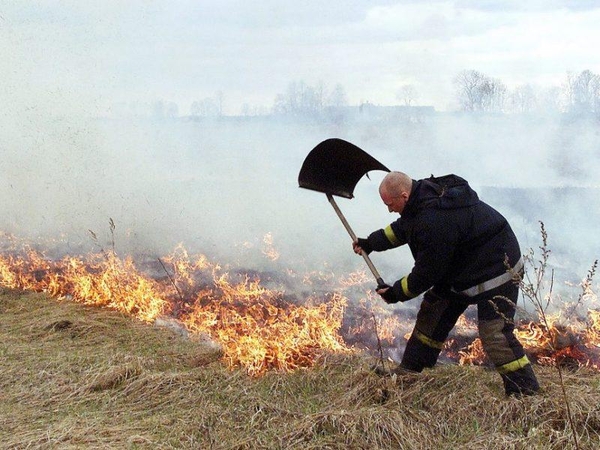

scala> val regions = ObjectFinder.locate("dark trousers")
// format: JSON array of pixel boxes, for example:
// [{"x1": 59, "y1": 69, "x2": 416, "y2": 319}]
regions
[{"x1": 401, "y1": 281, "x2": 539, "y2": 395}]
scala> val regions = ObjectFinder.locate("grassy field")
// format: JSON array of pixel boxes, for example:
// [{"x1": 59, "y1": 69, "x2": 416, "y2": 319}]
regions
[{"x1": 1, "y1": 288, "x2": 599, "y2": 449}]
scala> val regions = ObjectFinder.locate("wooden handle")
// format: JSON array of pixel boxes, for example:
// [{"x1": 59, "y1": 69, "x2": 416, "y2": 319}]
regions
[{"x1": 326, "y1": 194, "x2": 385, "y2": 285}]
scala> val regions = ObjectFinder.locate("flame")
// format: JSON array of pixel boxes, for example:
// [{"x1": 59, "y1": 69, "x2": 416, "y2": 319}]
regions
[
  {"x1": 0, "y1": 248, "x2": 169, "y2": 322},
  {"x1": 515, "y1": 321, "x2": 553, "y2": 351},
  {"x1": 182, "y1": 288, "x2": 347, "y2": 376},
  {"x1": 587, "y1": 310, "x2": 600, "y2": 347},
  {"x1": 458, "y1": 338, "x2": 486, "y2": 366},
  {"x1": 0, "y1": 240, "x2": 349, "y2": 376},
  {"x1": 1, "y1": 234, "x2": 599, "y2": 375}
]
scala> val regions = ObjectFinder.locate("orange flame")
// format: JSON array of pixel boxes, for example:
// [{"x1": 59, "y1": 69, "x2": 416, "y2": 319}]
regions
[
  {"x1": 0, "y1": 242, "x2": 349, "y2": 376},
  {"x1": 0, "y1": 248, "x2": 169, "y2": 322},
  {"x1": 1, "y1": 234, "x2": 599, "y2": 375},
  {"x1": 587, "y1": 310, "x2": 600, "y2": 346}
]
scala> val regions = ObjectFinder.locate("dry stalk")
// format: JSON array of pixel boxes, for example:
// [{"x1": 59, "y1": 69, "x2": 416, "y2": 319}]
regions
[
  {"x1": 109, "y1": 217, "x2": 116, "y2": 255},
  {"x1": 88, "y1": 218, "x2": 118, "y2": 262},
  {"x1": 371, "y1": 312, "x2": 387, "y2": 373},
  {"x1": 515, "y1": 221, "x2": 582, "y2": 450},
  {"x1": 158, "y1": 257, "x2": 185, "y2": 305},
  {"x1": 565, "y1": 259, "x2": 598, "y2": 321},
  {"x1": 88, "y1": 218, "x2": 124, "y2": 303}
]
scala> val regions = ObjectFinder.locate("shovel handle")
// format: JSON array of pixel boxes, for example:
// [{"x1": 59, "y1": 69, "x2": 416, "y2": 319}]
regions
[{"x1": 326, "y1": 194, "x2": 385, "y2": 286}]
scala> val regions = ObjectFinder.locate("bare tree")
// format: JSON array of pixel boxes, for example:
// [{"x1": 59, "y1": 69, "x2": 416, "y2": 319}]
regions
[
  {"x1": 191, "y1": 97, "x2": 219, "y2": 117},
  {"x1": 396, "y1": 84, "x2": 418, "y2": 106},
  {"x1": 509, "y1": 84, "x2": 538, "y2": 113},
  {"x1": 454, "y1": 70, "x2": 507, "y2": 112},
  {"x1": 454, "y1": 70, "x2": 485, "y2": 111},
  {"x1": 480, "y1": 77, "x2": 507, "y2": 112},
  {"x1": 537, "y1": 86, "x2": 564, "y2": 113},
  {"x1": 326, "y1": 83, "x2": 348, "y2": 108},
  {"x1": 272, "y1": 81, "x2": 328, "y2": 116},
  {"x1": 565, "y1": 70, "x2": 600, "y2": 114}
]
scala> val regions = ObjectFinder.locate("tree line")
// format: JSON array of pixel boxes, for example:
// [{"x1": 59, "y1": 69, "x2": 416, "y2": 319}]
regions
[
  {"x1": 262, "y1": 69, "x2": 600, "y2": 117},
  {"x1": 108, "y1": 69, "x2": 599, "y2": 119},
  {"x1": 454, "y1": 69, "x2": 600, "y2": 115}
]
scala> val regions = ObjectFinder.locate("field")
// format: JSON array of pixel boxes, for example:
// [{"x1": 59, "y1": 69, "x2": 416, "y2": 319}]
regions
[{"x1": 2, "y1": 288, "x2": 599, "y2": 449}]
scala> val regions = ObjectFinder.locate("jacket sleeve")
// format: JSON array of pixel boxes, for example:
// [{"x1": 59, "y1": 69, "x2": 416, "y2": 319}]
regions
[{"x1": 366, "y1": 220, "x2": 406, "y2": 252}]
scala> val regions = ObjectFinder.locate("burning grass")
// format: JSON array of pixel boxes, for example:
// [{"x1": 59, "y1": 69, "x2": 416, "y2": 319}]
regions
[
  {"x1": 0, "y1": 240, "x2": 350, "y2": 377},
  {"x1": 1, "y1": 232, "x2": 600, "y2": 378},
  {"x1": 1, "y1": 289, "x2": 600, "y2": 449}
]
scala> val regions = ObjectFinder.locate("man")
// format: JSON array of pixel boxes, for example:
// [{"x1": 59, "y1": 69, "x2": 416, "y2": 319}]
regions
[{"x1": 353, "y1": 171, "x2": 539, "y2": 397}]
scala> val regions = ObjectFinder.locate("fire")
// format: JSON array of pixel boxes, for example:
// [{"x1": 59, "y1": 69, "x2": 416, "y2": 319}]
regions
[
  {"x1": 1, "y1": 233, "x2": 599, "y2": 375},
  {"x1": 454, "y1": 315, "x2": 600, "y2": 370},
  {"x1": 587, "y1": 310, "x2": 600, "y2": 346},
  {"x1": 458, "y1": 338, "x2": 486, "y2": 366},
  {"x1": 182, "y1": 289, "x2": 347, "y2": 376},
  {"x1": 0, "y1": 247, "x2": 169, "y2": 322},
  {"x1": 0, "y1": 238, "x2": 349, "y2": 376},
  {"x1": 516, "y1": 321, "x2": 554, "y2": 350}
]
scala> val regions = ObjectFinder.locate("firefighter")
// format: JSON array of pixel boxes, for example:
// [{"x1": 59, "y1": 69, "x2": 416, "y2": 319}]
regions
[{"x1": 353, "y1": 171, "x2": 539, "y2": 397}]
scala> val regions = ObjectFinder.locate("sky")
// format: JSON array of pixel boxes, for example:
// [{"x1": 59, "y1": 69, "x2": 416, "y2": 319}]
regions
[{"x1": 2, "y1": 0, "x2": 600, "y2": 115}]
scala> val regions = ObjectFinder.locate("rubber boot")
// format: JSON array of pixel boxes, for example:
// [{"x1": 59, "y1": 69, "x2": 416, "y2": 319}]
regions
[{"x1": 502, "y1": 364, "x2": 540, "y2": 397}]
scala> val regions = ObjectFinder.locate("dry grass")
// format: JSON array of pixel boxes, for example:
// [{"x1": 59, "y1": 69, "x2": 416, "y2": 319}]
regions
[{"x1": 1, "y1": 288, "x2": 599, "y2": 449}]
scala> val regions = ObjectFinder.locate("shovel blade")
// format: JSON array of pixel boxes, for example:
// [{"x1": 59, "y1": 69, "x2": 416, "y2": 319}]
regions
[{"x1": 298, "y1": 138, "x2": 390, "y2": 199}]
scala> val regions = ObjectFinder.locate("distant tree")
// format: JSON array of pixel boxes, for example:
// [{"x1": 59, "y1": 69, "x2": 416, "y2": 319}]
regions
[
  {"x1": 313, "y1": 81, "x2": 326, "y2": 110},
  {"x1": 326, "y1": 83, "x2": 348, "y2": 108},
  {"x1": 215, "y1": 91, "x2": 224, "y2": 116},
  {"x1": 241, "y1": 103, "x2": 251, "y2": 116},
  {"x1": 165, "y1": 102, "x2": 179, "y2": 118},
  {"x1": 272, "y1": 94, "x2": 287, "y2": 115},
  {"x1": 454, "y1": 70, "x2": 483, "y2": 111},
  {"x1": 565, "y1": 70, "x2": 600, "y2": 114},
  {"x1": 286, "y1": 81, "x2": 322, "y2": 115},
  {"x1": 396, "y1": 84, "x2": 418, "y2": 106},
  {"x1": 482, "y1": 78, "x2": 507, "y2": 112},
  {"x1": 508, "y1": 84, "x2": 537, "y2": 113},
  {"x1": 537, "y1": 86, "x2": 564, "y2": 114},
  {"x1": 240, "y1": 103, "x2": 268, "y2": 116},
  {"x1": 272, "y1": 81, "x2": 346, "y2": 117},
  {"x1": 191, "y1": 97, "x2": 220, "y2": 117},
  {"x1": 454, "y1": 70, "x2": 506, "y2": 112}
]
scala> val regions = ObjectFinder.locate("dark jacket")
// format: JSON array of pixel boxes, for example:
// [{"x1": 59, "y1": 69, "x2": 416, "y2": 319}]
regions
[{"x1": 367, "y1": 174, "x2": 521, "y2": 300}]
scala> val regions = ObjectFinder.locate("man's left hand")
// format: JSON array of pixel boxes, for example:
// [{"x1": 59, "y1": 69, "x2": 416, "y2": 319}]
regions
[{"x1": 376, "y1": 283, "x2": 400, "y2": 304}]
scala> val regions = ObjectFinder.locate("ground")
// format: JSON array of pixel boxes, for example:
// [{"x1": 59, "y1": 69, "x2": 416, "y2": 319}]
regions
[{"x1": 1, "y1": 288, "x2": 599, "y2": 449}]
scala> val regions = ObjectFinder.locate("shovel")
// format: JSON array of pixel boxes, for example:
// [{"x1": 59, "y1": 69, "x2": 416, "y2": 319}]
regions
[{"x1": 298, "y1": 138, "x2": 390, "y2": 286}]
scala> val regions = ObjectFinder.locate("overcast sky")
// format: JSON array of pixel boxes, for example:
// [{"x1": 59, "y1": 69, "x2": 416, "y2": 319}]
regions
[{"x1": 2, "y1": 0, "x2": 600, "y2": 115}]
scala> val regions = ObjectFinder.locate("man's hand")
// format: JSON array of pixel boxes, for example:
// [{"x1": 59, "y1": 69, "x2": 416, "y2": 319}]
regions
[
  {"x1": 376, "y1": 282, "x2": 410, "y2": 305},
  {"x1": 352, "y1": 238, "x2": 373, "y2": 255},
  {"x1": 376, "y1": 283, "x2": 401, "y2": 304}
]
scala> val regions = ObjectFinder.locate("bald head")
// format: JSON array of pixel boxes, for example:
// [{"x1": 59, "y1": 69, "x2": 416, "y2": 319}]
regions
[
  {"x1": 380, "y1": 171, "x2": 413, "y2": 197},
  {"x1": 379, "y1": 171, "x2": 413, "y2": 214}
]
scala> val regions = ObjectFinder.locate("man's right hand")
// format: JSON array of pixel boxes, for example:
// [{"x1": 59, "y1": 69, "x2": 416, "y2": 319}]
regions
[{"x1": 352, "y1": 238, "x2": 373, "y2": 255}]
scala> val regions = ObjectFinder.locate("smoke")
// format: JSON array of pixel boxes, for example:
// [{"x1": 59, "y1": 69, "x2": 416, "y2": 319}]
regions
[
  {"x1": 1, "y1": 6, "x2": 598, "y2": 289},
  {"x1": 2, "y1": 111, "x2": 598, "y2": 284}
]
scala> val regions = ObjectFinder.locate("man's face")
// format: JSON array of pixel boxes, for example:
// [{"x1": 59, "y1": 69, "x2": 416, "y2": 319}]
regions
[{"x1": 380, "y1": 188, "x2": 408, "y2": 214}]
